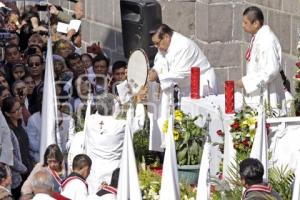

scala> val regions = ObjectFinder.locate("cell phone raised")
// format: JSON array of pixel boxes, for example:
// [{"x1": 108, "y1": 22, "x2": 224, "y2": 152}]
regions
[
  {"x1": 35, "y1": 4, "x2": 48, "y2": 11},
  {"x1": 35, "y1": 4, "x2": 63, "y2": 12},
  {"x1": 68, "y1": 0, "x2": 78, "y2": 3}
]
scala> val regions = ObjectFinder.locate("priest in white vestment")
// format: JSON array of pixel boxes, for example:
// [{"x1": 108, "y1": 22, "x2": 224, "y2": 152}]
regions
[
  {"x1": 236, "y1": 6, "x2": 284, "y2": 108},
  {"x1": 147, "y1": 24, "x2": 217, "y2": 150},
  {"x1": 85, "y1": 93, "x2": 144, "y2": 194}
]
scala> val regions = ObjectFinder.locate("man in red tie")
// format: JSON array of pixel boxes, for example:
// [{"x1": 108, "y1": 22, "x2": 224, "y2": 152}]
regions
[{"x1": 235, "y1": 6, "x2": 283, "y2": 109}]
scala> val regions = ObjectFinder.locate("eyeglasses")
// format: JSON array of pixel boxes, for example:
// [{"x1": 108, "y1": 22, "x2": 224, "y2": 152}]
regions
[{"x1": 28, "y1": 62, "x2": 42, "y2": 68}]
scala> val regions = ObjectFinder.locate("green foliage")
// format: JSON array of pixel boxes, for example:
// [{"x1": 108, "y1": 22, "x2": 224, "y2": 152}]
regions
[
  {"x1": 138, "y1": 168, "x2": 197, "y2": 200},
  {"x1": 212, "y1": 161, "x2": 295, "y2": 200},
  {"x1": 133, "y1": 114, "x2": 152, "y2": 163},
  {"x1": 170, "y1": 110, "x2": 206, "y2": 166},
  {"x1": 268, "y1": 165, "x2": 295, "y2": 200}
]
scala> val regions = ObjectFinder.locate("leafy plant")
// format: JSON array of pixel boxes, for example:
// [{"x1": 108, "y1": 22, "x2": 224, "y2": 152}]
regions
[
  {"x1": 211, "y1": 160, "x2": 295, "y2": 200},
  {"x1": 268, "y1": 165, "x2": 294, "y2": 200},
  {"x1": 133, "y1": 114, "x2": 154, "y2": 164},
  {"x1": 138, "y1": 168, "x2": 197, "y2": 200},
  {"x1": 163, "y1": 110, "x2": 206, "y2": 165}
]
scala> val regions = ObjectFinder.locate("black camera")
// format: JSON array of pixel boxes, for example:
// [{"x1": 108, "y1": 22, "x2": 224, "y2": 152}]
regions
[{"x1": 35, "y1": 4, "x2": 63, "y2": 12}]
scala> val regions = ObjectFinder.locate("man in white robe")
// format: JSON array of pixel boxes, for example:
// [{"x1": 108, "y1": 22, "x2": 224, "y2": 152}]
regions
[
  {"x1": 147, "y1": 24, "x2": 217, "y2": 150},
  {"x1": 236, "y1": 6, "x2": 284, "y2": 108},
  {"x1": 85, "y1": 93, "x2": 144, "y2": 194}
]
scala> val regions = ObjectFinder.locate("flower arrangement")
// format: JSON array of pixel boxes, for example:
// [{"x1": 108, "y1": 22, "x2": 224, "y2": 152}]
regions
[
  {"x1": 163, "y1": 110, "x2": 206, "y2": 165},
  {"x1": 230, "y1": 106, "x2": 257, "y2": 160},
  {"x1": 293, "y1": 42, "x2": 300, "y2": 115},
  {"x1": 139, "y1": 168, "x2": 197, "y2": 200}
]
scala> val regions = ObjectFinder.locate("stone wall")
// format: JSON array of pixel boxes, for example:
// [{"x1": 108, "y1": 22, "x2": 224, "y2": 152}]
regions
[{"x1": 49, "y1": 0, "x2": 300, "y2": 94}]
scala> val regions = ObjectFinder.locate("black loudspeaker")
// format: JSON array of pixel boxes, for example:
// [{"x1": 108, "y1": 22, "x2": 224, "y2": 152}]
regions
[{"x1": 120, "y1": 0, "x2": 162, "y2": 65}]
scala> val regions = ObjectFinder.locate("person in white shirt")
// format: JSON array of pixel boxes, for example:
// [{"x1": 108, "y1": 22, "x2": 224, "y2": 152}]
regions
[
  {"x1": 148, "y1": 23, "x2": 217, "y2": 97},
  {"x1": 31, "y1": 170, "x2": 55, "y2": 200},
  {"x1": 61, "y1": 154, "x2": 92, "y2": 200},
  {"x1": 235, "y1": 6, "x2": 284, "y2": 109},
  {"x1": 147, "y1": 24, "x2": 217, "y2": 150},
  {"x1": 85, "y1": 94, "x2": 126, "y2": 194}
]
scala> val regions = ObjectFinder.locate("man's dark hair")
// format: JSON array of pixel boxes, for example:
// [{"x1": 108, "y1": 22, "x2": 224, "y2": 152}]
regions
[
  {"x1": 72, "y1": 154, "x2": 92, "y2": 171},
  {"x1": 66, "y1": 52, "x2": 81, "y2": 68},
  {"x1": 239, "y1": 158, "x2": 264, "y2": 186},
  {"x1": 0, "y1": 163, "x2": 8, "y2": 180},
  {"x1": 150, "y1": 24, "x2": 173, "y2": 39},
  {"x1": 243, "y1": 6, "x2": 264, "y2": 26},
  {"x1": 92, "y1": 53, "x2": 110, "y2": 67},
  {"x1": 112, "y1": 61, "x2": 127, "y2": 74},
  {"x1": 4, "y1": 44, "x2": 19, "y2": 54}
]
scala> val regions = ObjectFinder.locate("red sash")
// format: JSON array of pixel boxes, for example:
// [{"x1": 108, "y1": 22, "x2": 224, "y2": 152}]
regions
[
  {"x1": 49, "y1": 168, "x2": 63, "y2": 186},
  {"x1": 61, "y1": 176, "x2": 88, "y2": 190},
  {"x1": 245, "y1": 35, "x2": 255, "y2": 62},
  {"x1": 242, "y1": 184, "x2": 272, "y2": 199},
  {"x1": 102, "y1": 185, "x2": 117, "y2": 195}
]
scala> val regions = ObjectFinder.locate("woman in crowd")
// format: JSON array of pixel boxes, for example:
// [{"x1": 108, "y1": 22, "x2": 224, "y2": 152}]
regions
[
  {"x1": 21, "y1": 144, "x2": 67, "y2": 199},
  {"x1": 1, "y1": 97, "x2": 33, "y2": 199},
  {"x1": 11, "y1": 64, "x2": 27, "y2": 82},
  {"x1": 23, "y1": 74, "x2": 35, "y2": 101}
]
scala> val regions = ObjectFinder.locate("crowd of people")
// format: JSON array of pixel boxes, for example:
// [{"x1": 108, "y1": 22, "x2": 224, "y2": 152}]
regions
[{"x1": 0, "y1": 0, "x2": 286, "y2": 199}]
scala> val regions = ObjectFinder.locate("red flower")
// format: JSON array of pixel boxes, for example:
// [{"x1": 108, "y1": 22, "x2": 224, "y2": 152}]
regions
[
  {"x1": 210, "y1": 185, "x2": 216, "y2": 193},
  {"x1": 216, "y1": 130, "x2": 224, "y2": 137},
  {"x1": 296, "y1": 74, "x2": 300, "y2": 79},
  {"x1": 232, "y1": 121, "x2": 239, "y2": 129},
  {"x1": 242, "y1": 140, "x2": 249, "y2": 147},
  {"x1": 296, "y1": 62, "x2": 300, "y2": 67},
  {"x1": 218, "y1": 172, "x2": 223, "y2": 180}
]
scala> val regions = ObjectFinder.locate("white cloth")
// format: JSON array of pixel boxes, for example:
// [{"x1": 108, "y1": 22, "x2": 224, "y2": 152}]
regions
[
  {"x1": 151, "y1": 32, "x2": 217, "y2": 150},
  {"x1": 67, "y1": 131, "x2": 85, "y2": 173},
  {"x1": 86, "y1": 114, "x2": 126, "y2": 194},
  {"x1": 292, "y1": 152, "x2": 300, "y2": 200},
  {"x1": 61, "y1": 179, "x2": 89, "y2": 200},
  {"x1": 31, "y1": 193, "x2": 56, "y2": 200},
  {"x1": 117, "y1": 106, "x2": 142, "y2": 200},
  {"x1": 40, "y1": 38, "x2": 59, "y2": 162},
  {"x1": 0, "y1": 111, "x2": 13, "y2": 166},
  {"x1": 196, "y1": 140, "x2": 211, "y2": 200},
  {"x1": 88, "y1": 194, "x2": 116, "y2": 200},
  {"x1": 242, "y1": 25, "x2": 284, "y2": 108},
  {"x1": 160, "y1": 114, "x2": 180, "y2": 200},
  {"x1": 269, "y1": 123, "x2": 300, "y2": 170},
  {"x1": 250, "y1": 106, "x2": 268, "y2": 181}
]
